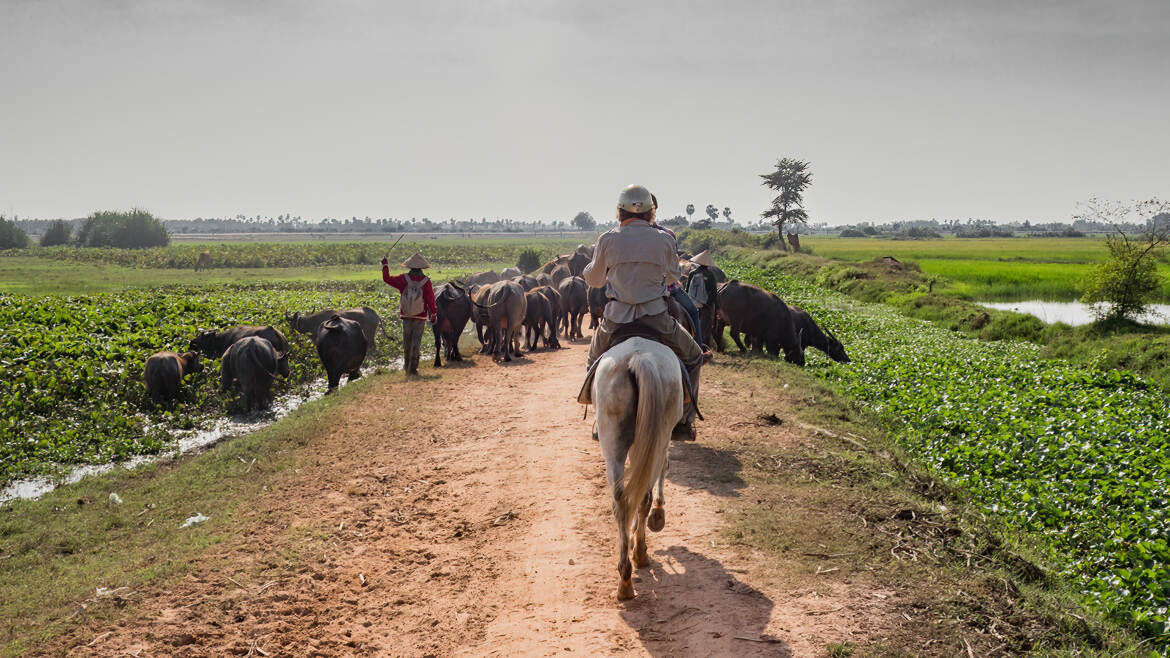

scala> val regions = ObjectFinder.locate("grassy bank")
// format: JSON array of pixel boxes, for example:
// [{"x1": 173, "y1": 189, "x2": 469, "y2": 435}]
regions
[{"x1": 723, "y1": 258, "x2": 1170, "y2": 648}]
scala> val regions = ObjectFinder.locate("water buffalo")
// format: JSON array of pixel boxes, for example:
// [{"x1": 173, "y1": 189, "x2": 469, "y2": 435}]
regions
[
  {"x1": 557, "y1": 275, "x2": 588, "y2": 340},
  {"x1": 500, "y1": 266, "x2": 522, "y2": 279},
  {"x1": 190, "y1": 325, "x2": 290, "y2": 360},
  {"x1": 715, "y1": 280, "x2": 804, "y2": 365},
  {"x1": 551, "y1": 264, "x2": 572, "y2": 287},
  {"x1": 470, "y1": 284, "x2": 493, "y2": 352},
  {"x1": 487, "y1": 280, "x2": 526, "y2": 361},
  {"x1": 144, "y1": 351, "x2": 202, "y2": 406},
  {"x1": 540, "y1": 254, "x2": 570, "y2": 274},
  {"x1": 587, "y1": 286, "x2": 607, "y2": 330},
  {"x1": 535, "y1": 272, "x2": 554, "y2": 288},
  {"x1": 220, "y1": 336, "x2": 289, "y2": 411},
  {"x1": 466, "y1": 270, "x2": 501, "y2": 287},
  {"x1": 791, "y1": 306, "x2": 850, "y2": 363},
  {"x1": 287, "y1": 307, "x2": 381, "y2": 349},
  {"x1": 194, "y1": 251, "x2": 212, "y2": 272},
  {"x1": 574, "y1": 244, "x2": 594, "y2": 258},
  {"x1": 567, "y1": 252, "x2": 590, "y2": 277},
  {"x1": 535, "y1": 284, "x2": 563, "y2": 340},
  {"x1": 315, "y1": 315, "x2": 368, "y2": 392},
  {"x1": 512, "y1": 274, "x2": 539, "y2": 291},
  {"x1": 523, "y1": 289, "x2": 557, "y2": 350},
  {"x1": 433, "y1": 282, "x2": 472, "y2": 366}
]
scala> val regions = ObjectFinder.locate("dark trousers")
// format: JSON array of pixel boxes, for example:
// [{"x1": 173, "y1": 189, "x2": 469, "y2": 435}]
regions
[
  {"x1": 402, "y1": 317, "x2": 425, "y2": 375},
  {"x1": 670, "y1": 287, "x2": 703, "y2": 346}
]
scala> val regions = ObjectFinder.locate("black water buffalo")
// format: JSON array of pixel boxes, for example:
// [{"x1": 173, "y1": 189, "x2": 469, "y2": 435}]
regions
[
  {"x1": 487, "y1": 280, "x2": 526, "y2": 361},
  {"x1": 315, "y1": 315, "x2": 368, "y2": 391},
  {"x1": 220, "y1": 336, "x2": 289, "y2": 411},
  {"x1": 466, "y1": 270, "x2": 501, "y2": 287},
  {"x1": 715, "y1": 280, "x2": 804, "y2": 365},
  {"x1": 567, "y1": 252, "x2": 590, "y2": 277},
  {"x1": 512, "y1": 274, "x2": 539, "y2": 291},
  {"x1": 535, "y1": 272, "x2": 554, "y2": 288},
  {"x1": 790, "y1": 306, "x2": 850, "y2": 363},
  {"x1": 523, "y1": 289, "x2": 557, "y2": 350},
  {"x1": 191, "y1": 325, "x2": 290, "y2": 360},
  {"x1": 470, "y1": 284, "x2": 493, "y2": 352},
  {"x1": 550, "y1": 264, "x2": 572, "y2": 286},
  {"x1": 287, "y1": 307, "x2": 381, "y2": 349},
  {"x1": 144, "y1": 351, "x2": 202, "y2": 406},
  {"x1": 557, "y1": 276, "x2": 588, "y2": 340},
  {"x1": 433, "y1": 282, "x2": 472, "y2": 366},
  {"x1": 500, "y1": 266, "x2": 522, "y2": 279},
  {"x1": 587, "y1": 286, "x2": 607, "y2": 330},
  {"x1": 535, "y1": 284, "x2": 563, "y2": 341},
  {"x1": 539, "y1": 254, "x2": 570, "y2": 274}
]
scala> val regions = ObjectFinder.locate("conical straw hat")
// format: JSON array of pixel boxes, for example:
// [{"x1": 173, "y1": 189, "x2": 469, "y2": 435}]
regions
[
  {"x1": 401, "y1": 252, "x2": 431, "y2": 269},
  {"x1": 690, "y1": 250, "x2": 715, "y2": 267}
]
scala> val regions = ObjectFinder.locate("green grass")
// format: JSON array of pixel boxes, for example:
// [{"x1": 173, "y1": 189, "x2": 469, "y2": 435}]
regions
[
  {"x1": 0, "y1": 256, "x2": 499, "y2": 296},
  {"x1": 800, "y1": 236, "x2": 1117, "y2": 264},
  {"x1": 0, "y1": 373, "x2": 385, "y2": 655}
]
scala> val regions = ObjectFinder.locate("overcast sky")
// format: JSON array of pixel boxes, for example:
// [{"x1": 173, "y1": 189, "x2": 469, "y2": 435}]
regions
[{"x1": 1, "y1": 0, "x2": 1167, "y2": 225}]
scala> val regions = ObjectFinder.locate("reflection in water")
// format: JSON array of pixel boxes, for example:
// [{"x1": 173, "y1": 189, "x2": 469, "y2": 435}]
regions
[{"x1": 980, "y1": 300, "x2": 1170, "y2": 327}]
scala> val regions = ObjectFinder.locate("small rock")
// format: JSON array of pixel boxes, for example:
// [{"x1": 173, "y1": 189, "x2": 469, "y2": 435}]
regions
[
  {"x1": 180, "y1": 513, "x2": 209, "y2": 528},
  {"x1": 568, "y1": 559, "x2": 575, "y2": 565},
  {"x1": 108, "y1": 493, "x2": 123, "y2": 505}
]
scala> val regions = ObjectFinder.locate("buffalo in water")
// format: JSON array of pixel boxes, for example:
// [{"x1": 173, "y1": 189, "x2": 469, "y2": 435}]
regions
[
  {"x1": 558, "y1": 276, "x2": 588, "y2": 340},
  {"x1": 433, "y1": 282, "x2": 472, "y2": 367},
  {"x1": 144, "y1": 351, "x2": 202, "y2": 406},
  {"x1": 790, "y1": 306, "x2": 850, "y2": 363},
  {"x1": 587, "y1": 286, "x2": 607, "y2": 330},
  {"x1": 487, "y1": 280, "x2": 526, "y2": 361},
  {"x1": 191, "y1": 325, "x2": 290, "y2": 360},
  {"x1": 220, "y1": 336, "x2": 289, "y2": 411},
  {"x1": 715, "y1": 280, "x2": 804, "y2": 365},
  {"x1": 287, "y1": 307, "x2": 381, "y2": 350},
  {"x1": 315, "y1": 315, "x2": 368, "y2": 392}
]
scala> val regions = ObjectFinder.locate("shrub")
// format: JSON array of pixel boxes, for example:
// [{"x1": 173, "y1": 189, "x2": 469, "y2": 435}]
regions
[
  {"x1": 1081, "y1": 234, "x2": 1164, "y2": 321},
  {"x1": 839, "y1": 228, "x2": 866, "y2": 238},
  {"x1": 77, "y1": 209, "x2": 170, "y2": 248},
  {"x1": 516, "y1": 247, "x2": 542, "y2": 274},
  {"x1": 0, "y1": 216, "x2": 29, "y2": 249},
  {"x1": 39, "y1": 219, "x2": 73, "y2": 247}
]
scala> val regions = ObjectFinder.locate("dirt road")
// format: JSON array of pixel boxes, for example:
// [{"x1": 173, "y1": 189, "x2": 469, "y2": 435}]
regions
[{"x1": 64, "y1": 342, "x2": 899, "y2": 657}]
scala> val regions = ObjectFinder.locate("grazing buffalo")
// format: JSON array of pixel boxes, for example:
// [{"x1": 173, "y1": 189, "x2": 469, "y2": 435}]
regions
[
  {"x1": 194, "y1": 251, "x2": 212, "y2": 272},
  {"x1": 287, "y1": 307, "x2": 381, "y2": 350},
  {"x1": 315, "y1": 315, "x2": 368, "y2": 392},
  {"x1": 557, "y1": 276, "x2": 588, "y2": 340},
  {"x1": 144, "y1": 351, "x2": 202, "y2": 406},
  {"x1": 523, "y1": 289, "x2": 557, "y2": 350},
  {"x1": 433, "y1": 282, "x2": 472, "y2": 367},
  {"x1": 567, "y1": 252, "x2": 590, "y2": 277},
  {"x1": 190, "y1": 325, "x2": 290, "y2": 360},
  {"x1": 550, "y1": 264, "x2": 572, "y2": 286},
  {"x1": 535, "y1": 284, "x2": 563, "y2": 341},
  {"x1": 512, "y1": 274, "x2": 539, "y2": 291},
  {"x1": 587, "y1": 286, "x2": 607, "y2": 330},
  {"x1": 715, "y1": 280, "x2": 804, "y2": 365},
  {"x1": 220, "y1": 336, "x2": 289, "y2": 411},
  {"x1": 500, "y1": 266, "x2": 522, "y2": 279},
  {"x1": 466, "y1": 270, "x2": 501, "y2": 287},
  {"x1": 487, "y1": 280, "x2": 526, "y2": 361},
  {"x1": 790, "y1": 306, "x2": 850, "y2": 363}
]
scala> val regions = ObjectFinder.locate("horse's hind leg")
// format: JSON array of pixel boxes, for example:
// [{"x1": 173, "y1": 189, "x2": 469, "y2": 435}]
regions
[
  {"x1": 633, "y1": 491, "x2": 651, "y2": 568},
  {"x1": 648, "y1": 469, "x2": 666, "y2": 532}
]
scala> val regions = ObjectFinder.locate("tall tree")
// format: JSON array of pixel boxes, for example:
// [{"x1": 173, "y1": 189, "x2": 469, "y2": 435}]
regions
[
  {"x1": 705, "y1": 204, "x2": 719, "y2": 222},
  {"x1": 760, "y1": 158, "x2": 813, "y2": 249},
  {"x1": 723, "y1": 207, "x2": 731, "y2": 222},
  {"x1": 572, "y1": 211, "x2": 596, "y2": 231},
  {"x1": 685, "y1": 204, "x2": 695, "y2": 222}
]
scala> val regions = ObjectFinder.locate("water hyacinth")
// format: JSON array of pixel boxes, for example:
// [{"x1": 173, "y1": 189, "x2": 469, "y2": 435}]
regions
[{"x1": 724, "y1": 259, "x2": 1169, "y2": 646}]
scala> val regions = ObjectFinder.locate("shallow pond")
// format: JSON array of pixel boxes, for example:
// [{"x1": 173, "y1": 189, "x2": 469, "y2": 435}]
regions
[{"x1": 979, "y1": 300, "x2": 1170, "y2": 326}]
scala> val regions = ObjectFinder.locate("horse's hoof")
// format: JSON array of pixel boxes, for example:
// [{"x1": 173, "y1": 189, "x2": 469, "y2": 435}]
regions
[
  {"x1": 633, "y1": 550, "x2": 651, "y2": 568},
  {"x1": 617, "y1": 581, "x2": 635, "y2": 601},
  {"x1": 671, "y1": 424, "x2": 695, "y2": 441},
  {"x1": 648, "y1": 508, "x2": 665, "y2": 532}
]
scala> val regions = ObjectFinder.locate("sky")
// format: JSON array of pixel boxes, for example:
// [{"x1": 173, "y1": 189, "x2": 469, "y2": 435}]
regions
[{"x1": 1, "y1": 0, "x2": 1167, "y2": 225}]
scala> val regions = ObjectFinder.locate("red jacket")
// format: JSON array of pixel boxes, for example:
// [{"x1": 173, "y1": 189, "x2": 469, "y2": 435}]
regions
[{"x1": 382, "y1": 267, "x2": 438, "y2": 320}]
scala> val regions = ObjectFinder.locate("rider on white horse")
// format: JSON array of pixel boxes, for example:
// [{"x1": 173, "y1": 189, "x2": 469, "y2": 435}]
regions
[{"x1": 583, "y1": 184, "x2": 707, "y2": 440}]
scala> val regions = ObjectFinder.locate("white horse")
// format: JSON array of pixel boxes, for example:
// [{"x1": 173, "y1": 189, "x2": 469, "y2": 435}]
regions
[{"x1": 592, "y1": 337, "x2": 684, "y2": 600}]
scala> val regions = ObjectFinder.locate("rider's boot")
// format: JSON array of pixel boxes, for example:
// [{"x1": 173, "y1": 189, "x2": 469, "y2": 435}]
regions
[{"x1": 671, "y1": 361, "x2": 702, "y2": 441}]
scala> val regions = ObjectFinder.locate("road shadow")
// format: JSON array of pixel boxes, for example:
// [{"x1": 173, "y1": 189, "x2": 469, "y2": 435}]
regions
[
  {"x1": 497, "y1": 356, "x2": 535, "y2": 367},
  {"x1": 433, "y1": 358, "x2": 478, "y2": 369},
  {"x1": 667, "y1": 442, "x2": 746, "y2": 497},
  {"x1": 618, "y1": 545, "x2": 790, "y2": 657}
]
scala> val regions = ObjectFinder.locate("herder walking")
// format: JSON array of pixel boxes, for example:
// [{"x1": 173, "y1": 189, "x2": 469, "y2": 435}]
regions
[
  {"x1": 381, "y1": 252, "x2": 438, "y2": 376},
  {"x1": 685, "y1": 250, "x2": 719, "y2": 351}
]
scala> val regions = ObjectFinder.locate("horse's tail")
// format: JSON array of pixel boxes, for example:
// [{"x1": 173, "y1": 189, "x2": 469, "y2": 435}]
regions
[{"x1": 616, "y1": 352, "x2": 674, "y2": 525}]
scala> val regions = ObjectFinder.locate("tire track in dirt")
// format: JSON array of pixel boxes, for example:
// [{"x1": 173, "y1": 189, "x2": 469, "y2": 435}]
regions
[{"x1": 60, "y1": 341, "x2": 894, "y2": 657}]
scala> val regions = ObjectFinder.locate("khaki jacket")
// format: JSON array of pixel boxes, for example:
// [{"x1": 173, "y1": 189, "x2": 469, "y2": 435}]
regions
[{"x1": 583, "y1": 220, "x2": 683, "y2": 323}]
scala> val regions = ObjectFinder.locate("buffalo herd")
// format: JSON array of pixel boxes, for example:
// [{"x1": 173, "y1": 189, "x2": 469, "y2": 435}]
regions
[{"x1": 145, "y1": 247, "x2": 848, "y2": 412}]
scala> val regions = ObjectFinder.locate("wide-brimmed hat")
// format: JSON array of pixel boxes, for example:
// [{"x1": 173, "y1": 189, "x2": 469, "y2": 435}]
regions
[
  {"x1": 690, "y1": 250, "x2": 715, "y2": 267},
  {"x1": 401, "y1": 252, "x2": 431, "y2": 269}
]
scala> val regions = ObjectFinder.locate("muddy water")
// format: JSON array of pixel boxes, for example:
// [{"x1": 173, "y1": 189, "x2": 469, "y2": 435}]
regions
[{"x1": 980, "y1": 300, "x2": 1170, "y2": 326}]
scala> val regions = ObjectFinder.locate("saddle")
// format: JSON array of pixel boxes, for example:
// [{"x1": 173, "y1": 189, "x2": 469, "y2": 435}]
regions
[{"x1": 576, "y1": 321, "x2": 702, "y2": 421}]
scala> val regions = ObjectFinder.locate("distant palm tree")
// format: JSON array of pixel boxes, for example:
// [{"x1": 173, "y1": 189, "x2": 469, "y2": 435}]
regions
[
  {"x1": 723, "y1": 207, "x2": 731, "y2": 222},
  {"x1": 686, "y1": 204, "x2": 695, "y2": 222}
]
